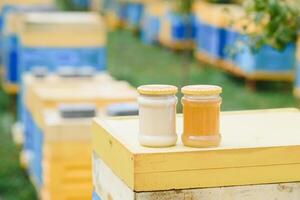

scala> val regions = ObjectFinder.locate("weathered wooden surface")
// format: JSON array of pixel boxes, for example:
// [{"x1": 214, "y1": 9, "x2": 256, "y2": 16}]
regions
[{"x1": 92, "y1": 108, "x2": 300, "y2": 191}]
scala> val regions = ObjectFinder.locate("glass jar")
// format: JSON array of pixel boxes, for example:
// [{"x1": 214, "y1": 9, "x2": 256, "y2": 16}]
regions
[
  {"x1": 181, "y1": 85, "x2": 222, "y2": 148},
  {"x1": 137, "y1": 85, "x2": 178, "y2": 147}
]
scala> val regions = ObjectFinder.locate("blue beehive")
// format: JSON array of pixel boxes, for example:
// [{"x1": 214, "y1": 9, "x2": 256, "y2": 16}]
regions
[
  {"x1": 235, "y1": 42, "x2": 296, "y2": 73},
  {"x1": 116, "y1": 2, "x2": 129, "y2": 24},
  {"x1": 1, "y1": 2, "x2": 53, "y2": 90},
  {"x1": 158, "y1": 10, "x2": 196, "y2": 50},
  {"x1": 126, "y1": 2, "x2": 144, "y2": 29},
  {"x1": 141, "y1": 13, "x2": 160, "y2": 44},
  {"x1": 141, "y1": 1, "x2": 170, "y2": 44},
  {"x1": 166, "y1": 12, "x2": 196, "y2": 42},
  {"x1": 18, "y1": 12, "x2": 106, "y2": 83},
  {"x1": 194, "y1": 2, "x2": 241, "y2": 59}
]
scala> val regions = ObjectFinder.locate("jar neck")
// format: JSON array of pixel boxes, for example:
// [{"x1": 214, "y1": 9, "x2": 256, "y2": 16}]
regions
[
  {"x1": 139, "y1": 94, "x2": 176, "y2": 99},
  {"x1": 183, "y1": 94, "x2": 221, "y2": 100},
  {"x1": 138, "y1": 94, "x2": 178, "y2": 106}
]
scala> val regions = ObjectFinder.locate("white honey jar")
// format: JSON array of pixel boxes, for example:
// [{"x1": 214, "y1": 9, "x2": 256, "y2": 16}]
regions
[{"x1": 137, "y1": 84, "x2": 178, "y2": 147}]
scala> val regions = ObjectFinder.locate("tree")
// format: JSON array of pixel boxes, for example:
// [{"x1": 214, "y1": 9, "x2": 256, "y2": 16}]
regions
[{"x1": 243, "y1": 0, "x2": 300, "y2": 50}]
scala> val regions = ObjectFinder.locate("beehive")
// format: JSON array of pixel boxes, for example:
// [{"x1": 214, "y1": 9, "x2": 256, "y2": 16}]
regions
[
  {"x1": 157, "y1": 1, "x2": 195, "y2": 50},
  {"x1": 294, "y1": 36, "x2": 300, "y2": 99},
  {"x1": 231, "y1": 11, "x2": 296, "y2": 77},
  {"x1": 22, "y1": 74, "x2": 137, "y2": 198},
  {"x1": 140, "y1": 0, "x2": 169, "y2": 44},
  {"x1": 18, "y1": 12, "x2": 106, "y2": 83},
  {"x1": 92, "y1": 108, "x2": 300, "y2": 199},
  {"x1": 123, "y1": 0, "x2": 153, "y2": 30},
  {"x1": 193, "y1": 1, "x2": 243, "y2": 59},
  {"x1": 33, "y1": 107, "x2": 101, "y2": 199},
  {"x1": 19, "y1": 72, "x2": 114, "y2": 167},
  {"x1": 21, "y1": 73, "x2": 136, "y2": 155},
  {"x1": 24, "y1": 78, "x2": 136, "y2": 129},
  {"x1": 0, "y1": 0, "x2": 53, "y2": 93},
  {"x1": 193, "y1": 1, "x2": 295, "y2": 81}
]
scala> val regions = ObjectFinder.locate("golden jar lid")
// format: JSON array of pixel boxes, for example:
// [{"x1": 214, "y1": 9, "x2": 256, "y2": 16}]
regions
[
  {"x1": 181, "y1": 85, "x2": 222, "y2": 96},
  {"x1": 138, "y1": 84, "x2": 178, "y2": 95}
]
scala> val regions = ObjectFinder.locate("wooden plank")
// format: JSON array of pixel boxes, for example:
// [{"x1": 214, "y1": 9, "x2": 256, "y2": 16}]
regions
[
  {"x1": 43, "y1": 141, "x2": 91, "y2": 160},
  {"x1": 41, "y1": 187, "x2": 92, "y2": 200},
  {"x1": 43, "y1": 159, "x2": 91, "y2": 189},
  {"x1": 92, "y1": 109, "x2": 300, "y2": 191},
  {"x1": 92, "y1": 152, "x2": 300, "y2": 200}
]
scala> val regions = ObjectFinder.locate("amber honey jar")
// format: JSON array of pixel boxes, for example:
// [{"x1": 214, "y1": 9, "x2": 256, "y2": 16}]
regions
[{"x1": 181, "y1": 85, "x2": 222, "y2": 148}]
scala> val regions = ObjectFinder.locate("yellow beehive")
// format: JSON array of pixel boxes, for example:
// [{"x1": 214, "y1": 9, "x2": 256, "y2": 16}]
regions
[
  {"x1": 39, "y1": 108, "x2": 101, "y2": 200},
  {"x1": 20, "y1": 12, "x2": 106, "y2": 48},
  {"x1": 92, "y1": 108, "x2": 300, "y2": 199},
  {"x1": 0, "y1": 0, "x2": 53, "y2": 10},
  {"x1": 24, "y1": 75, "x2": 137, "y2": 129}
]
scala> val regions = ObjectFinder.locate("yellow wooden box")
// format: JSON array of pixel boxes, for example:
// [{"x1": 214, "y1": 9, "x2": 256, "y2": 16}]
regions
[
  {"x1": 92, "y1": 151, "x2": 300, "y2": 200},
  {"x1": 0, "y1": 0, "x2": 53, "y2": 8},
  {"x1": 20, "y1": 12, "x2": 106, "y2": 47},
  {"x1": 24, "y1": 74, "x2": 137, "y2": 129},
  {"x1": 92, "y1": 108, "x2": 300, "y2": 193},
  {"x1": 38, "y1": 108, "x2": 100, "y2": 198}
]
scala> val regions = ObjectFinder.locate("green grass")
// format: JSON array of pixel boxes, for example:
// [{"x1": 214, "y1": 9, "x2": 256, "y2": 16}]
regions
[
  {"x1": 0, "y1": 30, "x2": 298, "y2": 199},
  {"x1": 0, "y1": 93, "x2": 37, "y2": 200}
]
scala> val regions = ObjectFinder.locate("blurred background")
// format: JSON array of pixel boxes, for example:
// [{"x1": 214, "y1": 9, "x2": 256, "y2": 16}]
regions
[{"x1": 0, "y1": 0, "x2": 300, "y2": 199}]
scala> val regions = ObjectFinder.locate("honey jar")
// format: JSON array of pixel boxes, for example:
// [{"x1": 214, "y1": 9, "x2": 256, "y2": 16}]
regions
[
  {"x1": 137, "y1": 85, "x2": 178, "y2": 147},
  {"x1": 181, "y1": 85, "x2": 222, "y2": 148}
]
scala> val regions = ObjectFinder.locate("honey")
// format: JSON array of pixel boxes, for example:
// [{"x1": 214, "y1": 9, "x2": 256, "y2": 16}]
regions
[
  {"x1": 181, "y1": 85, "x2": 222, "y2": 148},
  {"x1": 137, "y1": 85, "x2": 178, "y2": 147}
]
